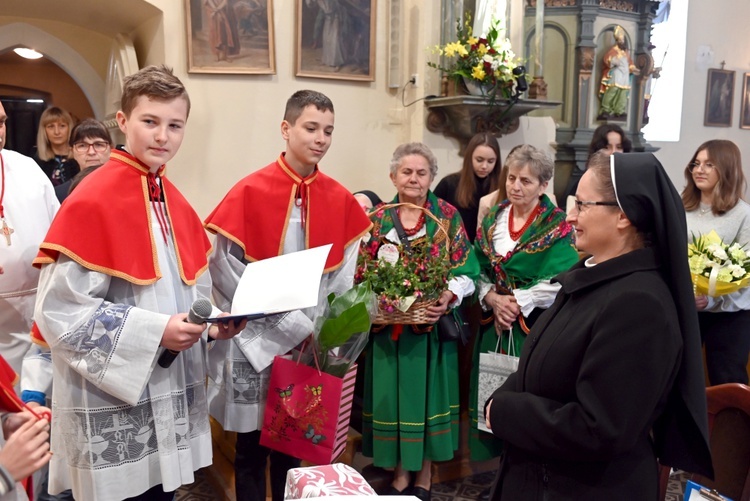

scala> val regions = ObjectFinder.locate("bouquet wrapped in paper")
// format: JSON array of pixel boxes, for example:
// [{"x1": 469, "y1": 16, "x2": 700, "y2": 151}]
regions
[
  {"x1": 259, "y1": 282, "x2": 376, "y2": 464},
  {"x1": 298, "y1": 281, "x2": 377, "y2": 376},
  {"x1": 688, "y1": 230, "x2": 750, "y2": 297}
]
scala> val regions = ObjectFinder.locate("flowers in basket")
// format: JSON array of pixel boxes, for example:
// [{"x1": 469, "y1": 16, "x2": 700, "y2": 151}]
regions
[
  {"x1": 428, "y1": 14, "x2": 522, "y2": 100},
  {"x1": 688, "y1": 230, "x2": 750, "y2": 297},
  {"x1": 355, "y1": 237, "x2": 451, "y2": 316}
]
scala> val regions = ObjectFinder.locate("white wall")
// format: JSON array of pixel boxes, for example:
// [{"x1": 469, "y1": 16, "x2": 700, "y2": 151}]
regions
[
  {"x1": 5, "y1": 0, "x2": 748, "y2": 212},
  {"x1": 144, "y1": 0, "x2": 436, "y2": 218},
  {"x1": 650, "y1": 0, "x2": 750, "y2": 194}
]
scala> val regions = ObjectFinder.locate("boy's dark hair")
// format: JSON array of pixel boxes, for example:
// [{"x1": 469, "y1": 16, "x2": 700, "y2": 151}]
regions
[
  {"x1": 68, "y1": 164, "x2": 103, "y2": 194},
  {"x1": 69, "y1": 118, "x2": 113, "y2": 147},
  {"x1": 120, "y1": 65, "x2": 191, "y2": 118},
  {"x1": 283, "y1": 90, "x2": 334, "y2": 125}
]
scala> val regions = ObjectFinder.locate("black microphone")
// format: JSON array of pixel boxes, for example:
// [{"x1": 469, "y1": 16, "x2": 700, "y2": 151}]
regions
[{"x1": 158, "y1": 298, "x2": 213, "y2": 368}]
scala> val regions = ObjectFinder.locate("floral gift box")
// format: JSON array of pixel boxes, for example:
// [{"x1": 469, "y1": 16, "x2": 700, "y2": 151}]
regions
[{"x1": 284, "y1": 463, "x2": 376, "y2": 499}]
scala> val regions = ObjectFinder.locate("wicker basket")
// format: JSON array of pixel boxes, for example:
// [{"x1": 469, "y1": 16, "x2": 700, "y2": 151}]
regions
[
  {"x1": 370, "y1": 202, "x2": 450, "y2": 325},
  {"x1": 373, "y1": 298, "x2": 439, "y2": 325}
]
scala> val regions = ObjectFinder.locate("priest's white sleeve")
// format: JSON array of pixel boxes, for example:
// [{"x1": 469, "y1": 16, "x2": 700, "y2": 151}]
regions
[{"x1": 34, "y1": 256, "x2": 169, "y2": 406}]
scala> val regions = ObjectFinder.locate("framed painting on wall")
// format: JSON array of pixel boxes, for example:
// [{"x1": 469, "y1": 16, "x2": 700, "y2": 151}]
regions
[
  {"x1": 704, "y1": 68, "x2": 734, "y2": 127},
  {"x1": 740, "y1": 73, "x2": 750, "y2": 130},
  {"x1": 186, "y1": 0, "x2": 276, "y2": 74},
  {"x1": 295, "y1": 0, "x2": 376, "y2": 82}
]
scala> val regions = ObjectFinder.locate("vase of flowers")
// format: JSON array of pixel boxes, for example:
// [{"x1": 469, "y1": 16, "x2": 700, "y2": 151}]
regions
[
  {"x1": 463, "y1": 78, "x2": 491, "y2": 97},
  {"x1": 688, "y1": 230, "x2": 750, "y2": 296},
  {"x1": 428, "y1": 14, "x2": 522, "y2": 101}
]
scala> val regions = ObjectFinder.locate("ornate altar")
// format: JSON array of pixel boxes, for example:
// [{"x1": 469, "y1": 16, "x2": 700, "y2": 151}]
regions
[{"x1": 522, "y1": 0, "x2": 662, "y2": 201}]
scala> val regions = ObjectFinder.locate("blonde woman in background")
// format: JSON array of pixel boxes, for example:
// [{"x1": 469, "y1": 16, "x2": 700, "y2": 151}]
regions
[{"x1": 32, "y1": 107, "x2": 78, "y2": 186}]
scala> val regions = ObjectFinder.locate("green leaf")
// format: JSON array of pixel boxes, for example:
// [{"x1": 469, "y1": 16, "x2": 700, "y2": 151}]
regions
[
  {"x1": 329, "y1": 282, "x2": 372, "y2": 317},
  {"x1": 318, "y1": 302, "x2": 371, "y2": 351}
]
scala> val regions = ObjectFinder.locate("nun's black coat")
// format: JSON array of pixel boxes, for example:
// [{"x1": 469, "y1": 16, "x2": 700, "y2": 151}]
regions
[{"x1": 487, "y1": 248, "x2": 683, "y2": 501}]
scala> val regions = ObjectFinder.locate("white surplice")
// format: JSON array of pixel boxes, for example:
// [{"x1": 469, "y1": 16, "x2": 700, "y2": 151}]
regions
[
  {"x1": 207, "y1": 204, "x2": 361, "y2": 433},
  {"x1": 34, "y1": 204, "x2": 214, "y2": 500},
  {"x1": 0, "y1": 149, "x2": 58, "y2": 380}
]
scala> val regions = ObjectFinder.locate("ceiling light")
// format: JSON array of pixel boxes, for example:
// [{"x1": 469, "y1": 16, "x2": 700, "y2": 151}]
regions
[
  {"x1": 13, "y1": 48, "x2": 43, "y2": 60},
  {"x1": 26, "y1": 99, "x2": 44, "y2": 103}
]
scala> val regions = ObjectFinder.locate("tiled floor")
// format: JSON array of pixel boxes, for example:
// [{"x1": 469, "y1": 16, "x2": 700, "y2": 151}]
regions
[
  {"x1": 175, "y1": 467, "x2": 690, "y2": 500},
  {"x1": 431, "y1": 470, "x2": 496, "y2": 501}
]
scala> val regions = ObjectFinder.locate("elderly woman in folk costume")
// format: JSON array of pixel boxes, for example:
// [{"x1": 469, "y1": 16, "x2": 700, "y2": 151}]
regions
[
  {"x1": 359, "y1": 142, "x2": 479, "y2": 501},
  {"x1": 470, "y1": 145, "x2": 578, "y2": 465}
]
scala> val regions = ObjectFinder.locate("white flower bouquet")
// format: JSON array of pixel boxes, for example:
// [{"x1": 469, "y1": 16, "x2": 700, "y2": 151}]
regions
[{"x1": 688, "y1": 230, "x2": 750, "y2": 296}]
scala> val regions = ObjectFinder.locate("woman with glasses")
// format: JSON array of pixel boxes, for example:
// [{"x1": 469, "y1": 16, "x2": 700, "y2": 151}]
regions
[
  {"x1": 483, "y1": 151, "x2": 713, "y2": 500},
  {"x1": 470, "y1": 145, "x2": 578, "y2": 465},
  {"x1": 682, "y1": 139, "x2": 750, "y2": 385},
  {"x1": 53, "y1": 119, "x2": 113, "y2": 202}
]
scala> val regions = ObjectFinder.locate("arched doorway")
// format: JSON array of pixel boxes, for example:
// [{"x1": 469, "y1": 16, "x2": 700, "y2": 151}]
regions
[{"x1": 0, "y1": 0, "x2": 163, "y2": 152}]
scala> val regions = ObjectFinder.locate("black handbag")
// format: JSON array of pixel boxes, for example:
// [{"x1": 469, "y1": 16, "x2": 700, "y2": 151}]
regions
[
  {"x1": 390, "y1": 208, "x2": 469, "y2": 344},
  {"x1": 437, "y1": 307, "x2": 472, "y2": 345}
]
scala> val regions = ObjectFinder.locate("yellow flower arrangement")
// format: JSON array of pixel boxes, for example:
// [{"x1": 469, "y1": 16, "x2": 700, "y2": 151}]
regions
[{"x1": 428, "y1": 14, "x2": 522, "y2": 99}]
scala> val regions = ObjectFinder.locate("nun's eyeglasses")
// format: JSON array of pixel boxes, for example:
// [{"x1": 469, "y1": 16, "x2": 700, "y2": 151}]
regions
[
  {"x1": 688, "y1": 161, "x2": 715, "y2": 173},
  {"x1": 573, "y1": 199, "x2": 619, "y2": 212}
]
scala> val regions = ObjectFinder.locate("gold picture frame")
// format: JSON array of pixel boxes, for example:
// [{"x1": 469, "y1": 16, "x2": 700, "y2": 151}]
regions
[
  {"x1": 740, "y1": 73, "x2": 750, "y2": 130},
  {"x1": 704, "y1": 68, "x2": 734, "y2": 127},
  {"x1": 186, "y1": 0, "x2": 276, "y2": 75},
  {"x1": 295, "y1": 0, "x2": 376, "y2": 82}
]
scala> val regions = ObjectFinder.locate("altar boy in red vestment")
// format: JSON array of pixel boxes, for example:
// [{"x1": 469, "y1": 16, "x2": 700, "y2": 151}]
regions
[
  {"x1": 204, "y1": 90, "x2": 372, "y2": 501},
  {"x1": 33, "y1": 65, "x2": 243, "y2": 501}
]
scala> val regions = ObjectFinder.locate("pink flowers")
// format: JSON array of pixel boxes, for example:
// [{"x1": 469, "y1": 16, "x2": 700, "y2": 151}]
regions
[{"x1": 357, "y1": 232, "x2": 451, "y2": 313}]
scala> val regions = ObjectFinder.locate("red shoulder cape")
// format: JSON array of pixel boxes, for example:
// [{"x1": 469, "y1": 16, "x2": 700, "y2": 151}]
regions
[
  {"x1": 204, "y1": 154, "x2": 371, "y2": 272},
  {"x1": 0, "y1": 355, "x2": 21, "y2": 413},
  {"x1": 34, "y1": 149, "x2": 211, "y2": 285}
]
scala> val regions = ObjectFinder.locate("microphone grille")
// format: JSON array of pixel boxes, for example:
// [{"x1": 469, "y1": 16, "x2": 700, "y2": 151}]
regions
[{"x1": 190, "y1": 298, "x2": 213, "y2": 322}]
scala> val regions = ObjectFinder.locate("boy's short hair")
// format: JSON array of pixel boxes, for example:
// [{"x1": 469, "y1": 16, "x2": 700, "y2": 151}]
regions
[
  {"x1": 120, "y1": 65, "x2": 191, "y2": 118},
  {"x1": 283, "y1": 90, "x2": 334, "y2": 125}
]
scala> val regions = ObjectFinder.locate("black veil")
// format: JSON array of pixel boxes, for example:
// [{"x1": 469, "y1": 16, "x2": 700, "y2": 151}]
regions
[{"x1": 611, "y1": 152, "x2": 713, "y2": 477}]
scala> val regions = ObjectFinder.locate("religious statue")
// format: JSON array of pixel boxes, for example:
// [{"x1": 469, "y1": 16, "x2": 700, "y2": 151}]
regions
[{"x1": 597, "y1": 26, "x2": 639, "y2": 121}]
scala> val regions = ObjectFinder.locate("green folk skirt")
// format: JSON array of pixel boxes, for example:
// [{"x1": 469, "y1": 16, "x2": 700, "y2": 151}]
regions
[{"x1": 362, "y1": 325, "x2": 459, "y2": 471}]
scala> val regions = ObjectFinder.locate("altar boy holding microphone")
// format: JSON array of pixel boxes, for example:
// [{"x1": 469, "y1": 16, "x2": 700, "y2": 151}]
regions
[{"x1": 33, "y1": 65, "x2": 244, "y2": 501}]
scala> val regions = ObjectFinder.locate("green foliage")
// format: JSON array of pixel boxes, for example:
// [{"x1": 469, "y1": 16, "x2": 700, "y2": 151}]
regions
[{"x1": 356, "y1": 238, "x2": 450, "y2": 312}]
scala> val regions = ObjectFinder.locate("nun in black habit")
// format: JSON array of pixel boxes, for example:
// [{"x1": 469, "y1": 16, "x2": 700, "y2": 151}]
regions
[{"x1": 484, "y1": 152, "x2": 713, "y2": 501}]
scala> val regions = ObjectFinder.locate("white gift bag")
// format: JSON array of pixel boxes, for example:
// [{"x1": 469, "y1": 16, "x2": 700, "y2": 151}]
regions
[{"x1": 477, "y1": 332, "x2": 519, "y2": 433}]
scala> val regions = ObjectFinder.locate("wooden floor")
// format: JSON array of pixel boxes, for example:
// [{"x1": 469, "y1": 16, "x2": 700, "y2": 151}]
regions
[{"x1": 203, "y1": 413, "x2": 497, "y2": 500}]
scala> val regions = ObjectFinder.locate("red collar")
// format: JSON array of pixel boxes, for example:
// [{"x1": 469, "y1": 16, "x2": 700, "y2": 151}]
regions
[
  {"x1": 34, "y1": 149, "x2": 211, "y2": 285},
  {"x1": 205, "y1": 154, "x2": 371, "y2": 272}
]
